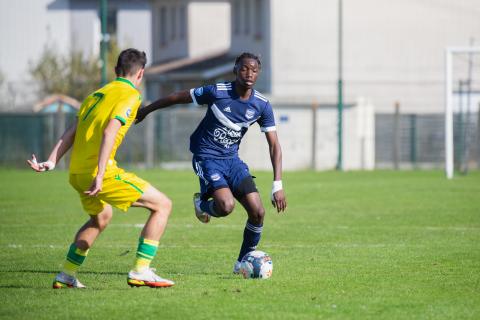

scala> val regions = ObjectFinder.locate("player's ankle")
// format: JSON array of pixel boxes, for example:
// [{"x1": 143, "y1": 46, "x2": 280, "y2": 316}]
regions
[{"x1": 133, "y1": 265, "x2": 150, "y2": 273}]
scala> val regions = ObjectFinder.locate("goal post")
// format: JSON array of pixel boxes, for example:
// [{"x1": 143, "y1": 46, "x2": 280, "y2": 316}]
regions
[{"x1": 445, "y1": 46, "x2": 480, "y2": 179}]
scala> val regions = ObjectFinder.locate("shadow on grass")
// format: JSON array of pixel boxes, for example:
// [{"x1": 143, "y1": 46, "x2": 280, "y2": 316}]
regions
[
  {"x1": 0, "y1": 270, "x2": 139, "y2": 291},
  {"x1": 0, "y1": 284, "x2": 40, "y2": 289},
  {"x1": 0, "y1": 284, "x2": 145, "y2": 291},
  {"x1": 1, "y1": 269, "x2": 245, "y2": 278},
  {"x1": 0, "y1": 269, "x2": 125, "y2": 276}
]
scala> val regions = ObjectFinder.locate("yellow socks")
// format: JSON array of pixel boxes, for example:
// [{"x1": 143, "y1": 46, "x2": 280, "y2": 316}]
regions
[
  {"x1": 134, "y1": 237, "x2": 159, "y2": 272},
  {"x1": 63, "y1": 243, "x2": 89, "y2": 276}
]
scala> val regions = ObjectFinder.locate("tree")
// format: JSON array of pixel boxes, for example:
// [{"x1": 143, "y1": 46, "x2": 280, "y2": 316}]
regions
[{"x1": 30, "y1": 41, "x2": 121, "y2": 101}]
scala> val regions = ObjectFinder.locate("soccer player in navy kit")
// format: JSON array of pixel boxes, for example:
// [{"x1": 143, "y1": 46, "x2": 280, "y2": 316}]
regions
[{"x1": 136, "y1": 52, "x2": 287, "y2": 273}]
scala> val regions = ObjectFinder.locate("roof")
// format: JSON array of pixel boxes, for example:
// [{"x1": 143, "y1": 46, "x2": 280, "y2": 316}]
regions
[
  {"x1": 146, "y1": 50, "x2": 236, "y2": 81},
  {"x1": 34, "y1": 94, "x2": 81, "y2": 113}
]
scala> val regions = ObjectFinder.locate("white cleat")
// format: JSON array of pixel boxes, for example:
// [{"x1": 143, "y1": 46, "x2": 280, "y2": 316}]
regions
[
  {"x1": 193, "y1": 193, "x2": 210, "y2": 223},
  {"x1": 52, "y1": 272, "x2": 86, "y2": 289},
  {"x1": 127, "y1": 268, "x2": 174, "y2": 288},
  {"x1": 233, "y1": 261, "x2": 242, "y2": 274}
]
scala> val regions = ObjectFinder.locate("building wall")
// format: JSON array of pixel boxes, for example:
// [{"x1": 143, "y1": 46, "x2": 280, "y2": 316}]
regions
[
  {"x1": 70, "y1": 1, "x2": 100, "y2": 57},
  {"x1": 0, "y1": 0, "x2": 72, "y2": 82},
  {"x1": 270, "y1": 0, "x2": 480, "y2": 113},
  {"x1": 0, "y1": 0, "x2": 152, "y2": 110},
  {"x1": 0, "y1": 0, "x2": 71, "y2": 108},
  {"x1": 270, "y1": 0, "x2": 337, "y2": 104},
  {"x1": 71, "y1": 0, "x2": 152, "y2": 62},
  {"x1": 239, "y1": 101, "x2": 375, "y2": 170},
  {"x1": 229, "y1": 0, "x2": 271, "y2": 93},
  {"x1": 116, "y1": 2, "x2": 152, "y2": 59},
  {"x1": 189, "y1": 2, "x2": 231, "y2": 58},
  {"x1": 152, "y1": 0, "x2": 230, "y2": 63},
  {"x1": 152, "y1": 0, "x2": 189, "y2": 62}
]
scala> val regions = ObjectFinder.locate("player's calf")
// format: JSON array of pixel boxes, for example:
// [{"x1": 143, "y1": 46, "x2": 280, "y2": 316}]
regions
[{"x1": 240, "y1": 192, "x2": 265, "y2": 225}]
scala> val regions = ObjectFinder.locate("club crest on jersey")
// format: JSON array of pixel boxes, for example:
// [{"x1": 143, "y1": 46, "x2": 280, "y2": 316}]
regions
[
  {"x1": 210, "y1": 173, "x2": 221, "y2": 181},
  {"x1": 126, "y1": 108, "x2": 131, "y2": 118},
  {"x1": 194, "y1": 87, "x2": 203, "y2": 96},
  {"x1": 245, "y1": 109, "x2": 255, "y2": 119}
]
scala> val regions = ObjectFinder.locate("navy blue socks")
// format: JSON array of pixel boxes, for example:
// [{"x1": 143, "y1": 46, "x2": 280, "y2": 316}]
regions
[{"x1": 237, "y1": 220, "x2": 263, "y2": 262}]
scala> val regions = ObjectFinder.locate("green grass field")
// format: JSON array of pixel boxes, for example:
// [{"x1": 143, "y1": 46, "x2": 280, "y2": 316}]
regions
[{"x1": 0, "y1": 169, "x2": 479, "y2": 319}]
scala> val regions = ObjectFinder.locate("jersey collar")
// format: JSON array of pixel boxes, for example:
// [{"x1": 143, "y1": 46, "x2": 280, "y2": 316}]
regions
[{"x1": 115, "y1": 77, "x2": 136, "y2": 89}]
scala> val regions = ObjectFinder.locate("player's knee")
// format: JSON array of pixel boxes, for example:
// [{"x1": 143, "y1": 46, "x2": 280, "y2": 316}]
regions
[
  {"x1": 216, "y1": 198, "x2": 235, "y2": 216},
  {"x1": 152, "y1": 194, "x2": 172, "y2": 217},
  {"x1": 249, "y1": 207, "x2": 265, "y2": 225},
  {"x1": 161, "y1": 196, "x2": 173, "y2": 216},
  {"x1": 95, "y1": 206, "x2": 113, "y2": 231}
]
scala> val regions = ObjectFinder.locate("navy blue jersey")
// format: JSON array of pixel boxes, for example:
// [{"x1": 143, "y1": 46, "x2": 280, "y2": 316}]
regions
[{"x1": 189, "y1": 81, "x2": 276, "y2": 159}]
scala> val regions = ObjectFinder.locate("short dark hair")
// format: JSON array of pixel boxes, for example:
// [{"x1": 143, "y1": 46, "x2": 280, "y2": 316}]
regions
[
  {"x1": 115, "y1": 48, "x2": 147, "y2": 77},
  {"x1": 233, "y1": 52, "x2": 262, "y2": 74}
]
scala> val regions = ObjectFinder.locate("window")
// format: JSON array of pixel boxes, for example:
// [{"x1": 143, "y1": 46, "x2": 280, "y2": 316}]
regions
[
  {"x1": 244, "y1": 0, "x2": 250, "y2": 35},
  {"x1": 254, "y1": 0, "x2": 262, "y2": 39},
  {"x1": 179, "y1": 6, "x2": 186, "y2": 39},
  {"x1": 171, "y1": 6, "x2": 176, "y2": 40},
  {"x1": 160, "y1": 6, "x2": 167, "y2": 46}
]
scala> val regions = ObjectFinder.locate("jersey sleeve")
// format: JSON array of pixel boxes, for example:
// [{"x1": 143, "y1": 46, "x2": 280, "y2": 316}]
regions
[
  {"x1": 257, "y1": 101, "x2": 276, "y2": 132},
  {"x1": 189, "y1": 85, "x2": 216, "y2": 106},
  {"x1": 110, "y1": 95, "x2": 141, "y2": 125}
]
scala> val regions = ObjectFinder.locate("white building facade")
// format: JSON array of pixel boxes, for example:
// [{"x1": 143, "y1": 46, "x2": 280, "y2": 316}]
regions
[
  {"x1": 0, "y1": 0, "x2": 153, "y2": 110},
  {"x1": 222, "y1": 0, "x2": 480, "y2": 114}
]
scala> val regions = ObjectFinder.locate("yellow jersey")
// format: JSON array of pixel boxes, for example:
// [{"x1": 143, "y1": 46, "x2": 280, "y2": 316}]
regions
[{"x1": 69, "y1": 78, "x2": 142, "y2": 175}]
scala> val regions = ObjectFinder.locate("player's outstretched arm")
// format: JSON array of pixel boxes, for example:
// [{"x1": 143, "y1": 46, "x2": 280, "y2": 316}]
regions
[
  {"x1": 27, "y1": 118, "x2": 78, "y2": 172},
  {"x1": 265, "y1": 131, "x2": 287, "y2": 213},
  {"x1": 136, "y1": 90, "x2": 193, "y2": 124}
]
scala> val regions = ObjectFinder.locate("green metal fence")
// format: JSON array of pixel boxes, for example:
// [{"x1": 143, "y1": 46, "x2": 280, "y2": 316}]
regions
[
  {"x1": 0, "y1": 109, "x2": 204, "y2": 168},
  {"x1": 375, "y1": 112, "x2": 479, "y2": 170}
]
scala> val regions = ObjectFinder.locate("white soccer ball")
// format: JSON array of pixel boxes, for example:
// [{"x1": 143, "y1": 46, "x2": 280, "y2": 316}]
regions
[{"x1": 239, "y1": 250, "x2": 273, "y2": 279}]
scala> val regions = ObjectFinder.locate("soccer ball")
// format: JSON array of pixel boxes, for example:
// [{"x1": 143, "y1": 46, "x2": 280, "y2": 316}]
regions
[{"x1": 239, "y1": 250, "x2": 273, "y2": 279}]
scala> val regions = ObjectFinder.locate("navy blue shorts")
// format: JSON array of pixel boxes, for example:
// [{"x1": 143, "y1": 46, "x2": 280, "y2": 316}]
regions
[{"x1": 192, "y1": 156, "x2": 256, "y2": 199}]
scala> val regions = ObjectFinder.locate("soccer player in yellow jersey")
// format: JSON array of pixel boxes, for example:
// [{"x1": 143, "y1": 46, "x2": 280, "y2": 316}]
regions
[{"x1": 27, "y1": 49, "x2": 174, "y2": 288}]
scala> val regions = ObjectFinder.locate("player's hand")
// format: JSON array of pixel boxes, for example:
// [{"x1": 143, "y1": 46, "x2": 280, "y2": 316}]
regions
[
  {"x1": 27, "y1": 154, "x2": 56, "y2": 172},
  {"x1": 271, "y1": 189, "x2": 287, "y2": 213},
  {"x1": 135, "y1": 106, "x2": 148, "y2": 124},
  {"x1": 271, "y1": 180, "x2": 286, "y2": 213},
  {"x1": 84, "y1": 176, "x2": 103, "y2": 197}
]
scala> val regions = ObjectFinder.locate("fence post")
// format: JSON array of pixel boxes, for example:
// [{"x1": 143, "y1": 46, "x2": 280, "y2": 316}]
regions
[
  {"x1": 311, "y1": 102, "x2": 318, "y2": 170},
  {"x1": 409, "y1": 114, "x2": 417, "y2": 168},
  {"x1": 458, "y1": 80, "x2": 466, "y2": 173},
  {"x1": 393, "y1": 102, "x2": 400, "y2": 169},
  {"x1": 477, "y1": 104, "x2": 480, "y2": 169}
]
